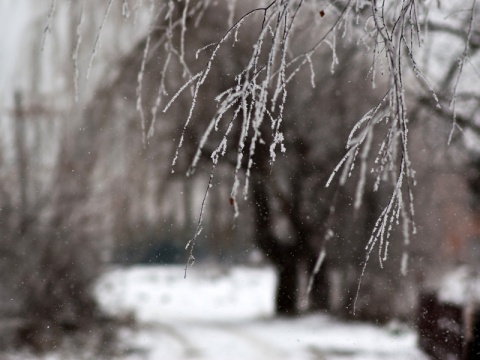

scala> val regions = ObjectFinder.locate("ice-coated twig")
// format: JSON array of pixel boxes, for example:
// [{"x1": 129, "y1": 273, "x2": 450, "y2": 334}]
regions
[
  {"x1": 73, "y1": 0, "x2": 85, "y2": 103},
  {"x1": 86, "y1": 0, "x2": 115, "y2": 80},
  {"x1": 136, "y1": 0, "x2": 159, "y2": 147},
  {"x1": 166, "y1": 1, "x2": 277, "y2": 173},
  {"x1": 448, "y1": 0, "x2": 476, "y2": 145},
  {"x1": 122, "y1": 0, "x2": 131, "y2": 19},
  {"x1": 184, "y1": 163, "x2": 215, "y2": 278},
  {"x1": 41, "y1": 0, "x2": 57, "y2": 52}
]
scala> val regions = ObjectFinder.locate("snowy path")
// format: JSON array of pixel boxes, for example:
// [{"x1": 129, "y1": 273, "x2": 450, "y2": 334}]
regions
[
  {"x1": 125, "y1": 320, "x2": 286, "y2": 359},
  {"x1": 95, "y1": 265, "x2": 428, "y2": 360},
  {"x1": 116, "y1": 317, "x2": 427, "y2": 360}
]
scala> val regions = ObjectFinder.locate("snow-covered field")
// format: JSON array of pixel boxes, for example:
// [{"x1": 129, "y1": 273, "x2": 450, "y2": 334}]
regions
[{"x1": 7, "y1": 265, "x2": 429, "y2": 360}]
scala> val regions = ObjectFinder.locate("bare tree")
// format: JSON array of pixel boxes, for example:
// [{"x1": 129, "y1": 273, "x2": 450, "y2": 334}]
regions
[
  {"x1": 68, "y1": 1, "x2": 412, "y2": 318},
  {"x1": 156, "y1": 0, "x2": 480, "y2": 301},
  {"x1": 44, "y1": 0, "x2": 480, "y2": 315},
  {"x1": 4, "y1": 0, "x2": 480, "y2": 329}
]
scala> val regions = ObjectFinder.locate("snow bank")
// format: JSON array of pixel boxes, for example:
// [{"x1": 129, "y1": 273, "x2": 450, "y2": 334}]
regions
[{"x1": 95, "y1": 265, "x2": 276, "y2": 322}]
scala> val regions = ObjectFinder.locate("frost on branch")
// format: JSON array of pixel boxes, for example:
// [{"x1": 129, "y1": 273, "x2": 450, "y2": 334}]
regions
[
  {"x1": 161, "y1": 0, "x2": 425, "y2": 278},
  {"x1": 65, "y1": 0, "x2": 479, "y2": 281},
  {"x1": 41, "y1": 0, "x2": 57, "y2": 52},
  {"x1": 327, "y1": 1, "x2": 423, "y2": 307}
]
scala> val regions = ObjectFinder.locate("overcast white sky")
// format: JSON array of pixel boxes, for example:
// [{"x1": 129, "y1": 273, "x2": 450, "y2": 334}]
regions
[{"x1": 0, "y1": 1, "x2": 38, "y2": 107}]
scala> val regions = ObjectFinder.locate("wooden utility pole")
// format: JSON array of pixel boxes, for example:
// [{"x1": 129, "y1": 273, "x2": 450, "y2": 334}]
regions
[{"x1": 13, "y1": 91, "x2": 28, "y2": 235}]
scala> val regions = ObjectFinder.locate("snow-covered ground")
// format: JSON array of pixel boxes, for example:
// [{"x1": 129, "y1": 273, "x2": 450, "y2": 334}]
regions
[
  {"x1": 100, "y1": 265, "x2": 428, "y2": 360},
  {"x1": 96, "y1": 265, "x2": 428, "y2": 360},
  {"x1": 6, "y1": 265, "x2": 429, "y2": 360}
]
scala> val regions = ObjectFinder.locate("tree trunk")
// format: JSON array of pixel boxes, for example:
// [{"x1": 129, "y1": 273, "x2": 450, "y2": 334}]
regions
[
  {"x1": 275, "y1": 257, "x2": 298, "y2": 315},
  {"x1": 307, "y1": 257, "x2": 330, "y2": 311},
  {"x1": 252, "y1": 176, "x2": 300, "y2": 315}
]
